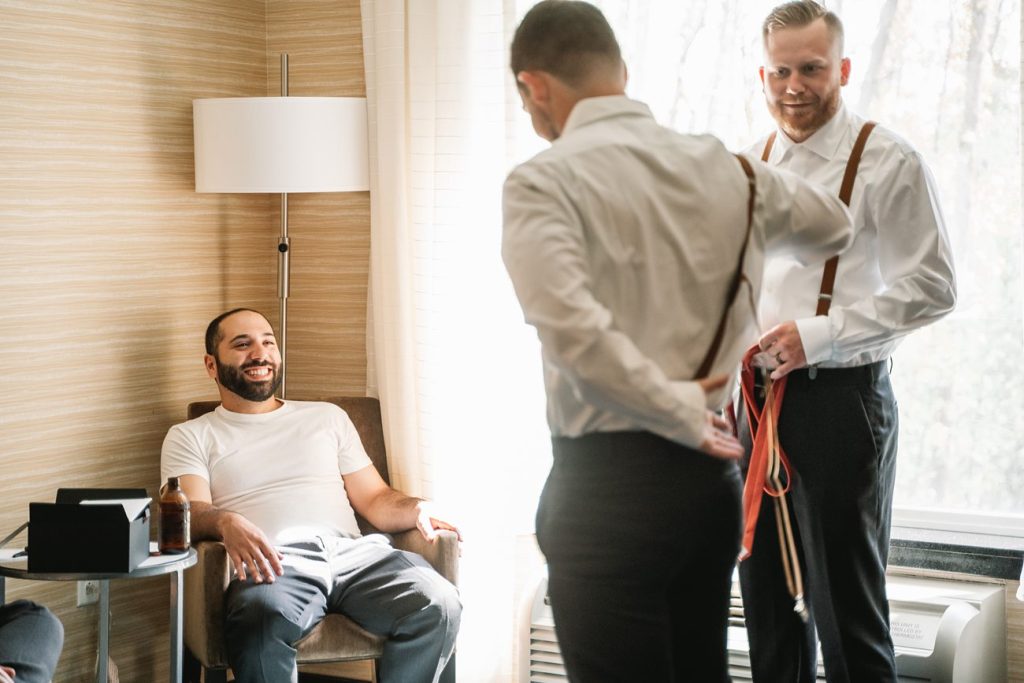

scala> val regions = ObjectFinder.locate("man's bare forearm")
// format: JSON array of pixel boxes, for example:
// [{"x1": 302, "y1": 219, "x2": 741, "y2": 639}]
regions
[
  {"x1": 189, "y1": 500, "x2": 238, "y2": 542},
  {"x1": 362, "y1": 489, "x2": 423, "y2": 533}
]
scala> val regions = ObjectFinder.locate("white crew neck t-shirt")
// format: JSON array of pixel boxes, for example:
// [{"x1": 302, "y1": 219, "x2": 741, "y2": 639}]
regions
[{"x1": 161, "y1": 400, "x2": 372, "y2": 544}]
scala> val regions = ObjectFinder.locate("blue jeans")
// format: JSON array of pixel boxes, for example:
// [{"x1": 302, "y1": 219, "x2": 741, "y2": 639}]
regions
[
  {"x1": 0, "y1": 600, "x2": 63, "y2": 683},
  {"x1": 224, "y1": 534, "x2": 460, "y2": 683}
]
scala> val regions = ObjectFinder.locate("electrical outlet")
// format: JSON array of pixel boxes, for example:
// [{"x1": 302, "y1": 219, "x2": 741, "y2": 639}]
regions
[{"x1": 77, "y1": 580, "x2": 99, "y2": 607}]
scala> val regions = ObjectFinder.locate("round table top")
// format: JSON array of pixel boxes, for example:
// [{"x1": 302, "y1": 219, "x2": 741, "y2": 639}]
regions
[{"x1": 0, "y1": 543, "x2": 196, "y2": 581}]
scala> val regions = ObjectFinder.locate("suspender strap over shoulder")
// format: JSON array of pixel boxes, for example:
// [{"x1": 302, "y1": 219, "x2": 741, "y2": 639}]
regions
[
  {"x1": 760, "y1": 132, "x2": 776, "y2": 163},
  {"x1": 816, "y1": 121, "x2": 876, "y2": 315},
  {"x1": 839, "y1": 122, "x2": 877, "y2": 205},
  {"x1": 760, "y1": 122, "x2": 877, "y2": 317},
  {"x1": 695, "y1": 154, "x2": 757, "y2": 379}
]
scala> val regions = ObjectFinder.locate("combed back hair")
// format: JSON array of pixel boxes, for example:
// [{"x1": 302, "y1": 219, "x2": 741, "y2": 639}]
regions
[
  {"x1": 510, "y1": 0, "x2": 622, "y2": 87},
  {"x1": 205, "y1": 308, "x2": 268, "y2": 355},
  {"x1": 763, "y1": 1, "x2": 845, "y2": 56}
]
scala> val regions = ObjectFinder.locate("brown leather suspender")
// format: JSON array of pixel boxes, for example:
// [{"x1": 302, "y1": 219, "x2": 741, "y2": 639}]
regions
[
  {"x1": 695, "y1": 155, "x2": 757, "y2": 379},
  {"x1": 760, "y1": 132, "x2": 777, "y2": 163},
  {"x1": 817, "y1": 122, "x2": 876, "y2": 314},
  {"x1": 761, "y1": 122, "x2": 877, "y2": 317}
]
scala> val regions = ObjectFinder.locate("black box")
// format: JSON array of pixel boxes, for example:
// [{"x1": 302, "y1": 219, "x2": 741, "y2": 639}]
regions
[{"x1": 28, "y1": 488, "x2": 151, "y2": 573}]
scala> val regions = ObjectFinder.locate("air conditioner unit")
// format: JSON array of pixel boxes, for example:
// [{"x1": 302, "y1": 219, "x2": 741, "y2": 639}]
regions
[
  {"x1": 728, "y1": 573, "x2": 1006, "y2": 682},
  {"x1": 522, "y1": 570, "x2": 1006, "y2": 683},
  {"x1": 521, "y1": 570, "x2": 567, "y2": 683}
]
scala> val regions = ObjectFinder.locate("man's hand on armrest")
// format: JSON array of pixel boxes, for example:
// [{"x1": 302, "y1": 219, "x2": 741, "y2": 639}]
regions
[
  {"x1": 414, "y1": 500, "x2": 462, "y2": 543},
  {"x1": 177, "y1": 474, "x2": 284, "y2": 584}
]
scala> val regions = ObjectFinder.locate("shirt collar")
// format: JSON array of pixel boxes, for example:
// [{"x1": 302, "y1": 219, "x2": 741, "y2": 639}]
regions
[
  {"x1": 561, "y1": 95, "x2": 653, "y2": 136},
  {"x1": 773, "y1": 102, "x2": 851, "y2": 161}
]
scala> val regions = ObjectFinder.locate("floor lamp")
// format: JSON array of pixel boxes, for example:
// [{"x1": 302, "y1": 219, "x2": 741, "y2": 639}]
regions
[{"x1": 192, "y1": 54, "x2": 369, "y2": 397}]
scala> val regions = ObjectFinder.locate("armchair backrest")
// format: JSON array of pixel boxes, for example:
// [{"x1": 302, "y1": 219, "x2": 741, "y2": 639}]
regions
[{"x1": 185, "y1": 395, "x2": 391, "y2": 533}]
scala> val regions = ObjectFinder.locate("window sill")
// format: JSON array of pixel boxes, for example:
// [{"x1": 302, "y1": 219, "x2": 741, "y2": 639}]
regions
[{"x1": 889, "y1": 526, "x2": 1024, "y2": 580}]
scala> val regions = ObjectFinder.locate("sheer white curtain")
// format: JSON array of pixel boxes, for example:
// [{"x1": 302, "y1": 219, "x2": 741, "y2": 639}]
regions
[{"x1": 361, "y1": 1, "x2": 550, "y2": 679}]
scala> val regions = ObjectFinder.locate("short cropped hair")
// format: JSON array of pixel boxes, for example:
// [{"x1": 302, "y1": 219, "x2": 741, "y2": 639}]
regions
[
  {"x1": 763, "y1": 1, "x2": 845, "y2": 56},
  {"x1": 510, "y1": 0, "x2": 622, "y2": 87},
  {"x1": 204, "y1": 308, "x2": 267, "y2": 355}
]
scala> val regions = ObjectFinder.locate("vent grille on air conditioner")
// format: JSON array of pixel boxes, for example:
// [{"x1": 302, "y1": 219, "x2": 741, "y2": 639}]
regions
[
  {"x1": 522, "y1": 571, "x2": 1006, "y2": 683},
  {"x1": 525, "y1": 586, "x2": 570, "y2": 683}
]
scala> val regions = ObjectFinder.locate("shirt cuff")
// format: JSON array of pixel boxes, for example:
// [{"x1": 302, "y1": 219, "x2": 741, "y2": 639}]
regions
[
  {"x1": 794, "y1": 315, "x2": 833, "y2": 366},
  {"x1": 663, "y1": 380, "x2": 709, "y2": 449}
]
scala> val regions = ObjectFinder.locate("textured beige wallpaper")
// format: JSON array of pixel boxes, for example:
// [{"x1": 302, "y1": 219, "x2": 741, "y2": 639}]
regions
[{"x1": 0, "y1": 0, "x2": 367, "y2": 679}]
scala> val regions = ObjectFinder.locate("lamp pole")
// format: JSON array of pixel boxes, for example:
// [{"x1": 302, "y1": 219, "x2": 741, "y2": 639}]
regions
[
  {"x1": 192, "y1": 72, "x2": 370, "y2": 403},
  {"x1": 278, "y1": 53, "x2": 291, "y2": 398}
]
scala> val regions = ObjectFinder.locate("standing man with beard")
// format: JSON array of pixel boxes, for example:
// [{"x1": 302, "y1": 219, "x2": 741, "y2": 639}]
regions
[
  {"x1": 161, "y1": 308, "x2": 461, "y2": 683},
  {"x1": 740, "y1": 2, "x2": 956, "y2": 682}
]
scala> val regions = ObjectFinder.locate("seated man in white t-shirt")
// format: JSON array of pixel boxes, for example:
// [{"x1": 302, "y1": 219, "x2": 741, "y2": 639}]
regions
[{"x1": 161, "y1": 308, "x2": 461, "y2": 683}]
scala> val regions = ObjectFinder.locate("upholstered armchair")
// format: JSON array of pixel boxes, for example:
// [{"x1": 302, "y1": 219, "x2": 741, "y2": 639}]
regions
[{"x1": 181, "y1": 396, "x2": 458, "y2": 683}]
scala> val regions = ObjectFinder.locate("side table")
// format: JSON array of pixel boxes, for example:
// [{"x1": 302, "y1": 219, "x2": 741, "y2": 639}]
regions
[{"x1": 0, "y1": 543, "x2": 197, "y2": 683}]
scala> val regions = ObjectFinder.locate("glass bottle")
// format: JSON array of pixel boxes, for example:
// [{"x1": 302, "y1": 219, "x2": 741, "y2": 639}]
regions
[{"x1": 158, "y1": 476, "x2": 190, "y2": 554}]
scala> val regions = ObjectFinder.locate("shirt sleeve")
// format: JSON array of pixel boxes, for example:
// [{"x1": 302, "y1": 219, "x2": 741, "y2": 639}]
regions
[
  {"x1": 501, "y1": 163, "x2": 708, "y2": 448},
  {"x1": 161, "y1": 423, "x2": 212, "y2": 483},
  {"x1": 746, "y1": 155, "x2": 855, "y2": 265},
  {"x1": 331, "y1": 406, "x2": 373, "y2": 475},
  {"x1": 801, "y1": 146, "x2": 957, "y2": 364}
]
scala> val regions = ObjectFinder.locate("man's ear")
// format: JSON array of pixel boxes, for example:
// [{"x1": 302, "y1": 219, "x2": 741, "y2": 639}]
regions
[
  {"x1": 516, "y1": 71, "x2": 549, "y2": 104},
  {"x1": 839, "y1": 57, "x2": 851, "y2": 86},
  {"x1": 204, "y1": 354, "x2": 218, "y2": 380},
  {"x1": 758, "y1": 65, "x2": 766, "y2": 89}
]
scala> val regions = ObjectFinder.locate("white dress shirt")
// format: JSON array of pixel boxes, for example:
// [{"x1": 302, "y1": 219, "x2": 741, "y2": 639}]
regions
[
  {"x1": 752, "y1": 104, "x2": 956, "y2": 367},
  {"x1": 502, "y1": 96, "x2": 853, "y2": 449}
]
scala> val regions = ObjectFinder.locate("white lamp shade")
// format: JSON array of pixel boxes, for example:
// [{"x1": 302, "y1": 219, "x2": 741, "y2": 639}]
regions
[{"x1": 193, "y1": 97, "x2": 369, "y2": 193}]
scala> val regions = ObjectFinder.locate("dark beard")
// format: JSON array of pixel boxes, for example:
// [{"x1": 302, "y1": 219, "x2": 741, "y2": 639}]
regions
[{"x1": 215, "y1": 358, "x2": 282, "y2": 402}]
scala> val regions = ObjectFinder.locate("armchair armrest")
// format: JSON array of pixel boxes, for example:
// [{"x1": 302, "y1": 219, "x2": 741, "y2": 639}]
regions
[
  {"x1": 184, "y1": 541, "x2": 231, "y2": 667},
  {"x1": 391, "y1": 529, "x2": 459, "y2": 586}
]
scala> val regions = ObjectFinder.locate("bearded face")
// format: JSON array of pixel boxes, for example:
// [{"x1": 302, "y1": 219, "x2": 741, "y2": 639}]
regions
[
  {"x1": 215, "y1": 355, "x2": 282, "y2": 402},
  {"x1": 761, "y1": 18, "x2": 849, "y2": 143},
  {"x1": 206, "y1": 310, "x2": 283, "y2": 405}
]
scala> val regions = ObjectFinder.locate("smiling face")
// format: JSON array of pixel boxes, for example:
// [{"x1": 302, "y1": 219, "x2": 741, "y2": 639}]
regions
[
  {"x1": 205, "y1": 310, "x2": 282, "y2": 409},
  {"x1": 760, "y1": 17, "x2": 850, "y2": 143}
]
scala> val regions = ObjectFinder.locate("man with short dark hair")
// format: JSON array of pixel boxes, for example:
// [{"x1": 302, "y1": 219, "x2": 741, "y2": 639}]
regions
[
  {"x1": 0, "y1": 600, "x2": 63, "y2": 683},
  {"x1": 162, "y1": 308, "x2": 461, "y2": 683},
  {"x1": 739, "y1": 2, "x2": 956, "y2": 681},
  {"x1": 502, "y1": 2, "x2": 855, "y2": 680}
]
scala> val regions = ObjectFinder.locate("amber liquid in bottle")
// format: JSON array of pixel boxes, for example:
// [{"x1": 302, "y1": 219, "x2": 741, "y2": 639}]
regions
[{"x1": 159, "y1": 476, "x2": 190, "y2": 554}]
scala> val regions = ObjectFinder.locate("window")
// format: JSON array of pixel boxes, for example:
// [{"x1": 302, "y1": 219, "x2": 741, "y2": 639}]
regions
[{"x1": 512, "y1": 0, "x2": 1023, "y2": 533}]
